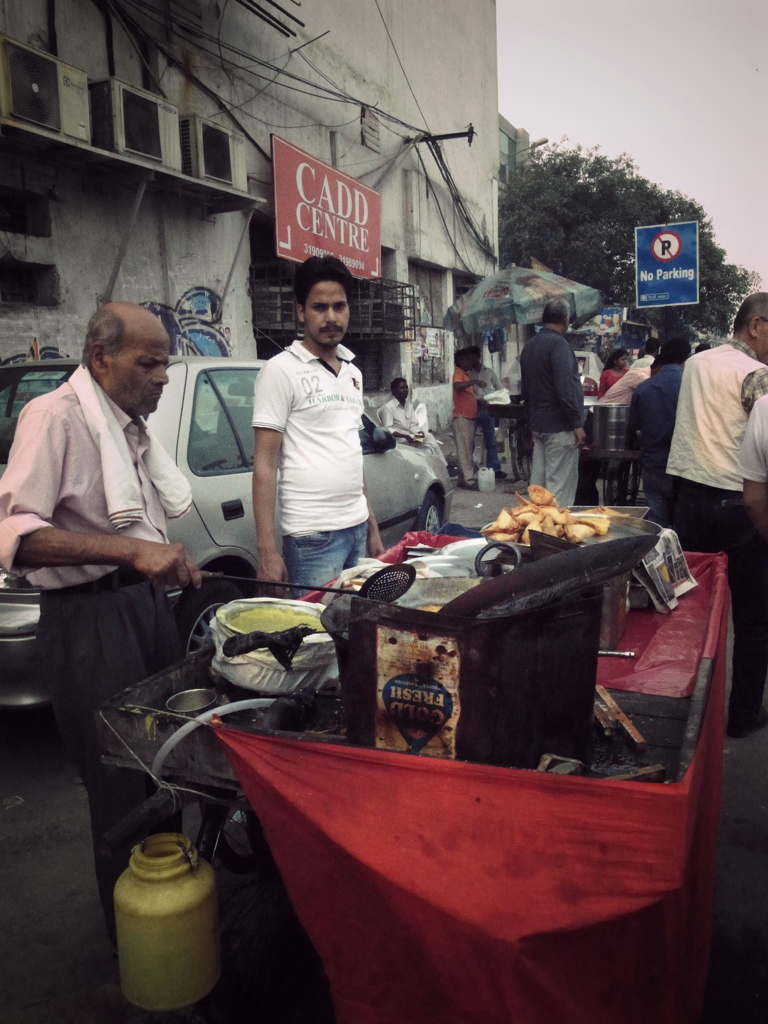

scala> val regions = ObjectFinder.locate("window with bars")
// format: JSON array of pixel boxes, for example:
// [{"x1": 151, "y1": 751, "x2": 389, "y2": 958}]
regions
[
  {"x1": 0, "y1": 186, "x2": 51, "y2": 237},
  {"x1": 249, "y1": 261, "x2": 416, "y2": 364},
  {"x1": 342, "y1": 339, "x2": 385, "y2": 392},
  {"x1": 0, "y1": 261, "x2": 58, "y2": 305}
]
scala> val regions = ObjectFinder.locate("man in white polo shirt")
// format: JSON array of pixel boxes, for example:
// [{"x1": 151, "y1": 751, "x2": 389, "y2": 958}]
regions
[
  {"x1": 668, "y1": 292, "x2": 768, "y2": 738},
  {"x1": 252, "y1": 256, "x2": 384, "y2": 587}
]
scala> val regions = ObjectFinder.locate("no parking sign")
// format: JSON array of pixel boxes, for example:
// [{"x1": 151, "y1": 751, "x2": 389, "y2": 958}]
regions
[{"x1": 635, "y1": 221, "x2": 699, "y2": 308}]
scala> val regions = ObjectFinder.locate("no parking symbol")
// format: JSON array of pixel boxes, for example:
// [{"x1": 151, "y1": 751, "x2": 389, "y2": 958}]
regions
[
  {"x1": 651, "y1": 230, "x2": 683, "y2": 261},
  {"x1": 635, "y1": 221, "x2": 699, "y2": 307}
]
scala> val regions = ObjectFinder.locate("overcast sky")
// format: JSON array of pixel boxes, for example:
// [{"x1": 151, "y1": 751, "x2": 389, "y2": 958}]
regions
[{"x1": 496, "y1": 0, "x2": 768, "y2": 292}]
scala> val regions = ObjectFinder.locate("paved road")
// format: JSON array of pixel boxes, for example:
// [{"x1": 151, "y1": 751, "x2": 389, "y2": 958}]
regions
[{"x1": 1, "y1": 480, "x2": 766, "y2": 1022}]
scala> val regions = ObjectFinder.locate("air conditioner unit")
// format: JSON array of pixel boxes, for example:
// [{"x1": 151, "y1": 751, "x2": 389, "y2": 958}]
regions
[
  {"x1": 179, "y1": 115, "x2": 247, "y2": 191},
  {"x1": 89, "y1": 78, "x2": 181, "y2": 171},
  {"x1": 0, "y1": 35, "x2": 89, "y2": 141}
]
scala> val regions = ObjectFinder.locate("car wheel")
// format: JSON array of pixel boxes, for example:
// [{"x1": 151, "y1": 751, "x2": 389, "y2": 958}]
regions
[
  {"x1": 175, "y1": 579, "x2": 244, "y2": 656},
  {"x1": 415, "y1": 490, "x2": 443, "y2": 533}
]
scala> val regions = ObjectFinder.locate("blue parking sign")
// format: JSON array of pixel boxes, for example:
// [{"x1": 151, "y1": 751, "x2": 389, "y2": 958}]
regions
[{"x1": 635, "y1": 221, "x2": 699, "y2": 308}]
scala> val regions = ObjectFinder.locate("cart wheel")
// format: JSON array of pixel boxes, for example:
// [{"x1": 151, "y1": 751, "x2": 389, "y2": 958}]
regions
[
  {"x1": 175, "y1": 579, "x2": 244, "y2": 655},
  {"x1": 197, "y1": 803, "x2": 277, "y2": 877}
]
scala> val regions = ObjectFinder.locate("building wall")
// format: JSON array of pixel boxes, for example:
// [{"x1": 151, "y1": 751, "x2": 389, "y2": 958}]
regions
[{"x1": 0, "y1": 0, "x2": 499, "y2": 419}]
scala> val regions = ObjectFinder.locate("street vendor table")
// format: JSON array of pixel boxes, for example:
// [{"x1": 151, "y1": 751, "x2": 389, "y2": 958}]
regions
[
  {"x1": 580, "y1": 446, "x2": 642, "y2": 505},
  {"x1": 99, "y1": 549, "x2": 728, "y2": 1024},
  {"x1": 484, "y1": 402, "x2": 531, "y2": 480}
]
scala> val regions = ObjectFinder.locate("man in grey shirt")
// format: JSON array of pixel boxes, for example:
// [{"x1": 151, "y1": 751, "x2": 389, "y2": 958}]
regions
[{"x1": 520, "y1": 299, "x2": 586, "y2": 505}]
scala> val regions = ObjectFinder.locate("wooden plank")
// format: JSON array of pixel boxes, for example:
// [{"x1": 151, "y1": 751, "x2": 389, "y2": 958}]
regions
[
  {"x1": 593, "y1": 701, "x2": 616, "y2": 737},
  {"x1": 596, "y1": 685, "x2": 647, "y2": 751},
  {"x1": 604, "y1": 763, "x2": 667, "y2": 783}
]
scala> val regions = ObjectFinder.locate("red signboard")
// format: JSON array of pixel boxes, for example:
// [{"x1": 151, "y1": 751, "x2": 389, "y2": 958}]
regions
[{"x1": 272, "y1": 135, "x2": 382, "y2": 279}]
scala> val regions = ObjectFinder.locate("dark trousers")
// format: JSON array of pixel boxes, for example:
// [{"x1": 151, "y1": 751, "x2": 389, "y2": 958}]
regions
[
  {"x1": 674, "y1": 480, "x2": 768, "y2": 729},
  {"x1": 476, "y1": 407, "x2": 501, "y2": 472},
  {"x1": 38, "y1": 581, "x2": 181, "y2": 944}
]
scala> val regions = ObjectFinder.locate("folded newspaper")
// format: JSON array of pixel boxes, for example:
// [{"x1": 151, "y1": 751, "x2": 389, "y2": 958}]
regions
[{"x1": 632, "y1": 528, "x2": 697, "y2": 612}]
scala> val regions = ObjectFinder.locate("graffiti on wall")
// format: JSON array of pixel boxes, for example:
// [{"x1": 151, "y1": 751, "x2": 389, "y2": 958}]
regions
[
  {"x1": 0, "y1": 286, "x2": 232, "y2": 366},
  {"x1": 143, "y1": 286, "x2": 232, "y2": 357},
  {"x1": 1, "y1": 338, "x2": 66, "y2": 365}
]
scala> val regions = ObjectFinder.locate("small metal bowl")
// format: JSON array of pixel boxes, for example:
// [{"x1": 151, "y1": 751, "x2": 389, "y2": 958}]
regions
[{"x1": 165, "y1": 688, "x2": 217, "y2": 714}]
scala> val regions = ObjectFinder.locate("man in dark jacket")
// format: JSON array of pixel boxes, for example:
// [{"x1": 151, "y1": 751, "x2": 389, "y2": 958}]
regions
[
  {"x1": 628, "y1": 337, "x2": 691, "y2": 527},
  {"x1": 520, "y1": 299, "x2": 585, "y2": 505}
]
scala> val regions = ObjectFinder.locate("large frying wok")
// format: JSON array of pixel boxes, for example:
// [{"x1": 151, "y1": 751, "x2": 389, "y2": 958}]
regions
[{"x1": 438, "y1": 533, "x2": 658, "y2": 619}]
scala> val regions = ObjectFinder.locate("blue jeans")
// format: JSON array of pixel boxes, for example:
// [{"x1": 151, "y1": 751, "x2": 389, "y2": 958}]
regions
[
  {"x1": 476, "y1": 407, "x2": 501, "y2": 472},
  {"x1": 642, "y1": 468, "x2": 676, "y2": 527},
  {"x1": 674, "y1": 479, "x2": 768, "y2": 730},
  {"x1": 282, "y1": 521, "x2": 368, "y2": 589}
]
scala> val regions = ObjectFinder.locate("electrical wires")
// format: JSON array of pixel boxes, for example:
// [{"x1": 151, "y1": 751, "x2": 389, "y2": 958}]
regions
[
  {"x1": 113, "y1": 0, "x2": 495, "y2": 266},
  {"x1": 372, "y1": 0, "x2": 429, "y2": 131}
]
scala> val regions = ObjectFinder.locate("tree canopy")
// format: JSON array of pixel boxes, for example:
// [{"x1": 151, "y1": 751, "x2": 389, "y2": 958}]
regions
[{"x1": 498, "y1": 144, "x2": 760, "y2": 337}]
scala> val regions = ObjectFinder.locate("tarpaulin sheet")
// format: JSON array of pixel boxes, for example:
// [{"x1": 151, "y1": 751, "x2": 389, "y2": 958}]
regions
[
  {"x1": 216, "y1": 553, "x2": 728, "y2": 1024},
  {"x1": 597, "y1": 552, "x2": 723, "y2": 698}
]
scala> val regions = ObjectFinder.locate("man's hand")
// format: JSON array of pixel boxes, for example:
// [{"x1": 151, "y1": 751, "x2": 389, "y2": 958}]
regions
[
  {"x1": 363, "y1": 487, "x2": 385, "y2": 558},
  {"x1": 257, "y1": 549, "x2": 289, "y2": 583},
  {"x1": 367, "y1": 529, "x2": 385, "y2": 559},
  {"x1": 573, "y1": 427, "x2": 587, "y2": 448},
  {"x1": 131, "y1": 540, "x2": 202, "y2": 588}
]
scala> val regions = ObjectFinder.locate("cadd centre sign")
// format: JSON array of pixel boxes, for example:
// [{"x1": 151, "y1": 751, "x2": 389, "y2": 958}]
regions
[
  {"x1": 635, "y1": 221, "x2": 699, "y2": 308},
  {"x1": 272, "y1": 135, "x2": 382, "y2": 278}
]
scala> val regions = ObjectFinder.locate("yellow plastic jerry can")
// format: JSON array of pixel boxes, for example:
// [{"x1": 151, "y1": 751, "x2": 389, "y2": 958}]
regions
[{"x1": 114, "y1": 832, "x2": 221, "y2": 1011}]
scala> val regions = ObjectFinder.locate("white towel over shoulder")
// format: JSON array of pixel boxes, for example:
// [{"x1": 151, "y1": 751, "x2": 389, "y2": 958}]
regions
[{"x1": 68, "y1": 365, "x2": 192, "y2": 530}]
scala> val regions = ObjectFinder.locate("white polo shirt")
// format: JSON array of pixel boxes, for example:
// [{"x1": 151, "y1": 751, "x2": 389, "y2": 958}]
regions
[{"x1": 252, "y1": 340, "x2": 368, "y2": 536}]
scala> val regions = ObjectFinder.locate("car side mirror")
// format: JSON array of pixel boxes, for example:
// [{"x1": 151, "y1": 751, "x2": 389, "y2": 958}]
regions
[{"x1": 371, "y1": 426, "x2": 396, "y2": 452}]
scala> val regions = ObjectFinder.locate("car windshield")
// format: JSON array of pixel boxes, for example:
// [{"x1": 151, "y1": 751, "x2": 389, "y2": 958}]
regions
[
  {"x1": 0, "y1": 365, "x2": 75, "y2": 463},
  {"x1": 187, "y1": 367, "x2": 260, "y2": 475}
]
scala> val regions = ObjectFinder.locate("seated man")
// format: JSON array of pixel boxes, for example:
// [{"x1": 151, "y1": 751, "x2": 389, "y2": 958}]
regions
[{"x1": 379, "y1": 378, "x2": 446, "y2": 463}]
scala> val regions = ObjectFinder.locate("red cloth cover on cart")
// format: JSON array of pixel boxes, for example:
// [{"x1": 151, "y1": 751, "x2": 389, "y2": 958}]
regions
[
  {"x1": 597, "y1": 552, "x2": 723, "y2": 697},
  {"x1": 216, "y1": 553, "x2": 728, "y2": 1024}
]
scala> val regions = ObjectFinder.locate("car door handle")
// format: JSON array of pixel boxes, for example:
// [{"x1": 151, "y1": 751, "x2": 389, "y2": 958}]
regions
[{"x1": 221, "y1": 499, "x2": 245, "y2": 521}]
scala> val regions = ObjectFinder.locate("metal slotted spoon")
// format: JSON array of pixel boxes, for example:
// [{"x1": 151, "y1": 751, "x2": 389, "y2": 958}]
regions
[{"x1": 211, "y1": 562, "x2": 418, "y2": 604}]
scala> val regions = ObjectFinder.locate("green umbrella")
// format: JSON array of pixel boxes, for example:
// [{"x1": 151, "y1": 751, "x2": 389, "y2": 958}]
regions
[{"x1": 459, "y1": 266, "x2": 602, "y2": 333}]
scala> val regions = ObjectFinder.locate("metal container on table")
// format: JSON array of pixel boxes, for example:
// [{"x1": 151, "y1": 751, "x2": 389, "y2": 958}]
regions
[{"x1": 592, "y1": 404, "x2": 630, "y2": 450}]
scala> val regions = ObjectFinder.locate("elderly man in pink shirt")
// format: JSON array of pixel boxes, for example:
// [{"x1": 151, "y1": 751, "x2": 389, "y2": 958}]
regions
[{"x1": 0, "y1": 302, "x2": 201, "y2": 944}]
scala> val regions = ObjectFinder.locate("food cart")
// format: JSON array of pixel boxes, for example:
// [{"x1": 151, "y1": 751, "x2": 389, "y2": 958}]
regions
[{"x1": 98, "y1": 535, "x2": 728, "y2": 1024}]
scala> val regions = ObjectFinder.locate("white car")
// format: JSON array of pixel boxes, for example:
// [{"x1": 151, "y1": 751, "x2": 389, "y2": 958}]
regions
[{"x1": 0, "y1": 358, "x2": 453, "y2": 707}]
